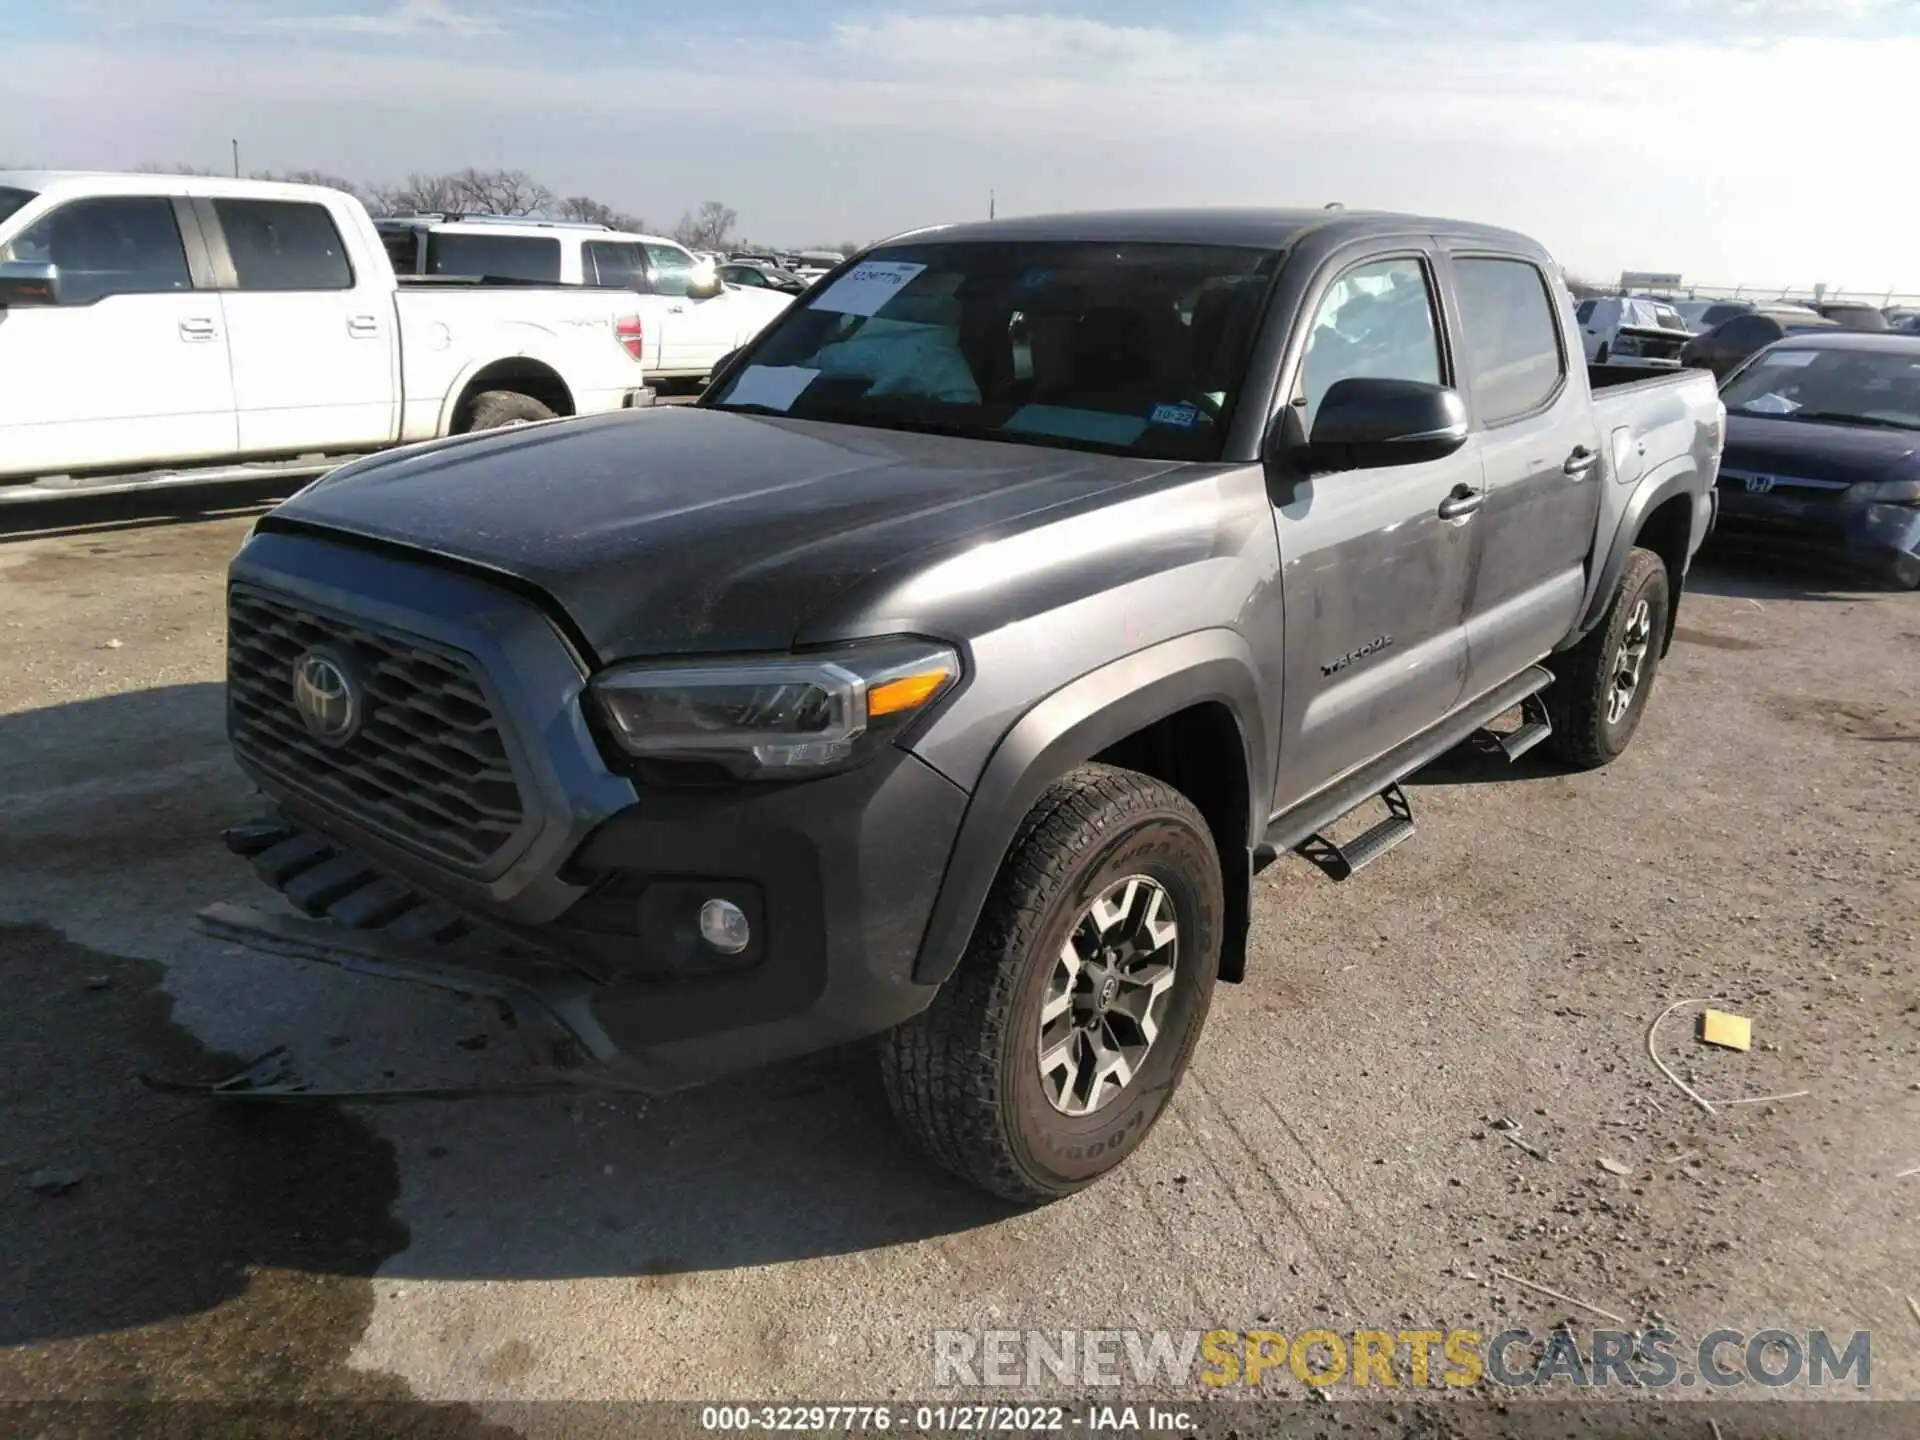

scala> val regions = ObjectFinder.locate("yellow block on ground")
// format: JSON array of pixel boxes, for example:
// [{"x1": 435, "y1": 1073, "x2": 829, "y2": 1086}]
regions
[{"x1": 1700, "y1": 1009, "x2": 1753, "y2": 1052}]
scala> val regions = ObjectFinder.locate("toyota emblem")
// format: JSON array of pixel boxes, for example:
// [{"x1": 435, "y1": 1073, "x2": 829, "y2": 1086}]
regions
[{"x1": 291, "y1": 649, "x2": 362, "y2": 744}]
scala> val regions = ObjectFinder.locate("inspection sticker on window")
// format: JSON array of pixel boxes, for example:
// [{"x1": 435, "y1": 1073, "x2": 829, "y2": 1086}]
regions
[
  {"x1": 808, "y1": 261, "x2": 927, "y2": 317},
  {"x1": 1761, "y1": 350, "x2": 1819, "y2": 367},
  {"x1": 723, "y1": 365, "x2": 819, "y2": 412},
  {"x1": 1149, "y1": 402, "x2": 1200, "y2": 429}
]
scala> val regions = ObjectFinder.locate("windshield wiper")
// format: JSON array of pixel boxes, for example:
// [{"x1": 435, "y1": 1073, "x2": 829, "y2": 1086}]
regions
[
  {"x1": 1776, "y1": 410, "x2": 1920, "y2": 431},
  {"x1": 705, "y1": 401, "x2": 794, "y2": 417}
]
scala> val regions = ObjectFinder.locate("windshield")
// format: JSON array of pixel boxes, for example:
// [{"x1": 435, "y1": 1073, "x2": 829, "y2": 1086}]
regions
[
  {"x1": 702, "y1": 240, "x2": 1281, "y2": 460},
  {"x1": 0, "y1": 187, "x2": 36, "y2": 228},
  {"x1": 1721, "y1": 346, "x2": 1920, "y2": 429}
]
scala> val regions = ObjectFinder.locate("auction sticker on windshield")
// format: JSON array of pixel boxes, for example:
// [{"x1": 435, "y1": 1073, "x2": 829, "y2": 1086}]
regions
[
  {"x1": 810, "y1": 261, "x2": 928, "y2": 317},
  {"x1": 724, "y1": 365, "x2": 819, "y2": 412},
  {"x1": 1761, "y1": 350, "x2": 1819, "y2": 367}
]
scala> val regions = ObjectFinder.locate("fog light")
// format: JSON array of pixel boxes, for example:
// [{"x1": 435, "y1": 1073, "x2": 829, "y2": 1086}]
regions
[{"x1": 698, "y1": 898, "x2": 751, "y2": 955}]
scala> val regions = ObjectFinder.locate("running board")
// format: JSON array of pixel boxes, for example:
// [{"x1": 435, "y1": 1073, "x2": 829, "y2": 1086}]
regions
[
  {"x1": 1491, "y1": 691, "x2": 1554, "y2": 761},
  {"x1": 1258, "y1": 663, "x2": 1557, "y2": 867},
  {"x1": 1295, "y1": 784, "x2": 1415, "y2": 882},
  {"x1": 0, "y1": 455, "x2": 345, "y2": 506}
]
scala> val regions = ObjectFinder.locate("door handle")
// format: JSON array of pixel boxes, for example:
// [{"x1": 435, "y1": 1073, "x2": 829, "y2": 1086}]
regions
[
  {"x1": 1564, "y1": 445, "x2": 1599, "y2": 477},
  {"x1": 178, "y1": 318, "x2": 219, "y2": 342},
  {"x1": 1437, "y1": 485, "x2": 1485, "y2": 520},
  {"x1": 667, "y1": 304, "x2": 687, "y2": 314},
  {"x1": 346, "y1": 315, "x2": 381, "y2": 338}
]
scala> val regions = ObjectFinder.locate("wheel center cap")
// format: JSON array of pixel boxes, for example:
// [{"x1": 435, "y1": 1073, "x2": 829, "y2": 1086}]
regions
[{"x1": 1097, "y1": 974, "x2": 1120, "y2": 1010}]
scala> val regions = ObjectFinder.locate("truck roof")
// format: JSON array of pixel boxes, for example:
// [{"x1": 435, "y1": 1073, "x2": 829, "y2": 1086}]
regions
[
  {"x1": 374, "y1": 213, "x2": 685, "y2": 251},
  {"x1": 0, "y1": 170, "x2": 356, "y2": 205},
  {"x1": 887, "y1": 206, "x2": 1548, "y2": 258}
]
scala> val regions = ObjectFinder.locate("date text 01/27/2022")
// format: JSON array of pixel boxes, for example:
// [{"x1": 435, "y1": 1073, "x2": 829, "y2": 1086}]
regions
[{"x1": 698, "y1": 1404, "x2": 1194, "y2": 1433}]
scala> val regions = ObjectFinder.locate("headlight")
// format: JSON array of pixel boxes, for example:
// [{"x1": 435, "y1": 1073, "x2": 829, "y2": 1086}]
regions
[
  {"x1": 1847, "y1": 477, "x2": 1920, "y2": 504},
  {"x1": 590, "y1": 639, "x2": 960, "y2": 778}
]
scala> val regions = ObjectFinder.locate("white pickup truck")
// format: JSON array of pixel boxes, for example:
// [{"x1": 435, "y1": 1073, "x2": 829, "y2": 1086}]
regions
[
  {"x1": 374, "y1": 215, "x2": 792, "y2": 384},
  {"x1": 0, "y1": 173, "x2": 651, "y2": 502}
]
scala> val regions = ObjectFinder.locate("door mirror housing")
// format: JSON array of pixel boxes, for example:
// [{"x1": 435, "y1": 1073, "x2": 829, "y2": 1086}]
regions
[
  {"x1": 687, "y1": 272, "x2": 726, "y2": 301},
  {"x1": 1304, "y1": 376, "x2": 1469, "y2": 471},
  {"x1": 0, "y1": 261, "x2": 60, "y2": 307}
]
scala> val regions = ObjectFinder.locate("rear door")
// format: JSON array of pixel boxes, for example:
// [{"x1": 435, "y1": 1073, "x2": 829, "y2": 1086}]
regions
[
  {"x1": 202, "y1": 194, "x2": 398, "y2": 455},
  {"x1": 1269, "y1": 249, "x2": 1483, "y2": 808},
  {"x1": 1442, "y1": 251, "x2": 1602, "y2": 698},
  {"x1": 0, "y1": 192, "x2": 237, "y2": 476},
  {"x1": 584, "y1": 239, "x2": 665, "y2": 369}
]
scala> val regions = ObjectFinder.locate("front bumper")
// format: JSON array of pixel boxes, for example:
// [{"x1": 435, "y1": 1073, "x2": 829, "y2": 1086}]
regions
[
  {"x1": 227, "y1": 529, "x2": 968, "y2": 1089},
  {"x1": 1710, "y1": 488, "x2": 1920, "y2": 586}
]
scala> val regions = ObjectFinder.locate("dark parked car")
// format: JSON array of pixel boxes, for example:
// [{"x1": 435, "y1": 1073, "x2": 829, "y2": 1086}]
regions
[
  {"x1": 1713, "y1": 331, "x2": 1920, "y2": 588},
  {"x1": 1682, "y1": 308, "x2": 1839, "y2": 379},
  {"x1": 719, "y1": 260, "x2": 806, "y2": 295}
]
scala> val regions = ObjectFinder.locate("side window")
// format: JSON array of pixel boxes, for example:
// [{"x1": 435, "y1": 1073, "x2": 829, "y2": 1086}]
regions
[
  {"x1": 1575, "y1": 299, "x2": 1596, "y2": 324},
  {"x1": 213, "y1": 199, "x2": 353, "y2": 291},
  {"x1": 585, "y1": 241, "x2": 648, "y2": 289},
  {"x1": 424, "y1": 233, "x2": 562, "y2": 283},
  {"x1": 1451, "y1": 257, "x2": 1565, "y2": 424},
  {"x1": 379, "y1": 225, "x2": 422, "y2": 274},
  {"x1": 1298, "y1": 256, "x2": 1442, "y2": 431},
  {"x1": 645, "y1": 242, "x2": 698, "y2": 298},
  {"x1": 0, "y1": 196, "x2": 190, "y2": 304}
]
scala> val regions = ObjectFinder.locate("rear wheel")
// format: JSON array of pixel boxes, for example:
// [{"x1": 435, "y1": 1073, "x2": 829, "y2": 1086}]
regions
[
  {"x1": 459, "y1": 390, "x2": 556, "y2": 433},
  {"x1": 880, "y1": 765, "x2": 1223, "y2": 1204},
  {"x1": 1548, "y1": 547, "x2": 1670, "y2": 768}
]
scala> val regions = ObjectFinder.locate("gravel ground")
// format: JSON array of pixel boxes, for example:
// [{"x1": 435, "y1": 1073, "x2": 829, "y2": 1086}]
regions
[{"x1": 1, "y1": 500, "x2": 1916, "y2": 1434}]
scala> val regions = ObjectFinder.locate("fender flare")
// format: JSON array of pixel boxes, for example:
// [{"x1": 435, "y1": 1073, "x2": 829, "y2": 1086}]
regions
[
  {"x1": 432, "y1": 345, "x2": 577, "y2": 437},
  {"x1": 1571, "y1": 467, "x2": 1709, "y2": 641},
  {"x1": 910, "y1": 629, "x2": 1270, "y2": 986}
]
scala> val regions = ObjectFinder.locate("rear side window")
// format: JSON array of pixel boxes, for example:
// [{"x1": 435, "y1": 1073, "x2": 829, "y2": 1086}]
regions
[
  {"x1": 585, "y1": 241, "x2": 649, "y2": 288},
  {"x1": 1452, "y1": 257, "x2": 1565, "y2": 423},
  {"x1": 424, "y1": 232, "x2": 561, "y2": 283},
  {"x1": 214, "y1": 199, "x2": 353, "y2": 290},
  {"x1": 0, "y1": 196, "x2": 190, "y2": 303}
]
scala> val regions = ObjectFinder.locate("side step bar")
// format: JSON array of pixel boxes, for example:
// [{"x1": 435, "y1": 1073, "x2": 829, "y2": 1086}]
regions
[
  {"x1": 1259, "y1": 663, "x2": 1557, "y2": 880},
  {"x1": 1295, "y1": 783, "x2": 1415, "y2": 882}
]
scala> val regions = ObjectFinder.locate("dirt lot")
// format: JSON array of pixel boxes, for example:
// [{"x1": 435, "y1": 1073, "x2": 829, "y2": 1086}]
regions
[{"x1": 1, "y1": 499, "x2": 1916, "y2": 1434}]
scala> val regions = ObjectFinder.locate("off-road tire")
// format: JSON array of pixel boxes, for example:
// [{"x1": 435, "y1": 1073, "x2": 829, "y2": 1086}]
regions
[
  {"x1": 1547, "y1": 547, "x2": 1671, "y2": 769},
  {"x1": 460, "y1": 390, "x2": 557, "y2": 432},
  {"x1": 880, "y1": 764, "x2": 1223, "y2": 1204}
]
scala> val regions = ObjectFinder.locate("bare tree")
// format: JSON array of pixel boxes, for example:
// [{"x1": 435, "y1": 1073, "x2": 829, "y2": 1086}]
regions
[
  {"x1": 673, "y1": 201, "x2": 738, "y2": 251},
  {"x1": 134, "y1": 161, "x2": 222, "y2": 176},
  {"x1": 447, "y1": 168, "x2": 553, "y2": 216},
  {"x1": 368, "y1": 171, "x2": 465, "y2": 216},
  {"x1": 558, "y1": 194, "x2": 647, "y2": 232}
]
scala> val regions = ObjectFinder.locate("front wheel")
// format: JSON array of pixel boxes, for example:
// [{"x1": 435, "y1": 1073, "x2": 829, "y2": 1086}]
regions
[
  {"x1": 1547, "y1": 546, "x2": 1671, "y2": 768},
  {"x1": 880, "y1": 765, "x2": 1223, "y2": 1204}
]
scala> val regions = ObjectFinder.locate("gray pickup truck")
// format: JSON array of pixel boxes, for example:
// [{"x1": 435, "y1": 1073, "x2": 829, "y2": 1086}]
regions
[{"x1": 217, "y1": 208, "x2": 1722, "y2": 1202}]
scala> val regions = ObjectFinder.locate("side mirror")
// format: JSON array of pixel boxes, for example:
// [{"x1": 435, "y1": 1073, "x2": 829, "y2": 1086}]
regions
[
  {"x1": 0, "y1": 261, "x2": 60, "y2": 307},
  {"x1": 687, "y1": 274, "x2": 726, "y2": 301},
  {"x1": 1305, "y1": 376, "x2": 1468, "y2": 471}
]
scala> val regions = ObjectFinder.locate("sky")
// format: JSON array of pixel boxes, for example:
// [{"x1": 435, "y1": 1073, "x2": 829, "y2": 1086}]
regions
[{"x1": 1, "y1": 0, "x2": 1916, "y2": 290}]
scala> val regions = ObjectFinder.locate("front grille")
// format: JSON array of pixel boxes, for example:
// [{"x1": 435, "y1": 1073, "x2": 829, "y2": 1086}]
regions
[
  {"x1": 1719, "y1": 468, "x2": 1854, "y2": 502},
  {"x1": 227, "y1": 585, "x2": 528, "y2": 871}
]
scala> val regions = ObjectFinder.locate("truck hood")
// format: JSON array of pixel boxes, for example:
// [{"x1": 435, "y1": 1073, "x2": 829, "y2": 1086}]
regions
[
  {"x1": 273, "y1": 406, "x2": 1183, "y2": 659},
  {"x1": 1722, "y1": 414, "x2": 1920, "y2": 487}
]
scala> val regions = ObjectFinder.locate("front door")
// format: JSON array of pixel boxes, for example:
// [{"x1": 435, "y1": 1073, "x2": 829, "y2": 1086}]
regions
[
  {"x1": 644, "y1": 242, "x2": 734, "y2": 376},
  {"x1": 0, "y1": 193, "x2": 237, "y2": 477},
  {"x1": 206, "y1": 195, "x2": 399, "y2": 455},
  {"x1": 1443, "y1": 254, "x2": 1603, "y2": 697},
  {"x1": 1269, "y1": 252, "x2": 1483, "y2": 810}
]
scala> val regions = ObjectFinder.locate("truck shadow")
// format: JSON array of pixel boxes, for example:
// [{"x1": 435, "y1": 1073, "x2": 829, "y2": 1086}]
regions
[
  {"x1": 0, "y1": 684, "x2": 1017, "y2": 1364},
  {"x1": 1688, "y1": 549, "x2": 1894, "y2": 602}
]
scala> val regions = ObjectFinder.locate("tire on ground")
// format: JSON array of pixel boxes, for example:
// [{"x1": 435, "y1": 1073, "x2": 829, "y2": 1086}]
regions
[
  {"x1": 1547, "y1": 545, "x2": 1671, "y2": 769},
  {"x1": 460, "y1": 390, "x2": 557, "y2": 433},
  {"x1": 880, "y1": 763, "x2": 1223, "y2": 1204}
]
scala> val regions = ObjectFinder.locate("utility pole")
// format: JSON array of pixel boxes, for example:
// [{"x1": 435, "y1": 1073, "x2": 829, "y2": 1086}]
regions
[
  {"x1": 231, "y1": 139, "x2": 240, "y2": 178},
  {"x1": 989, "y1": 189, "x2": 996, "y2": 221}
]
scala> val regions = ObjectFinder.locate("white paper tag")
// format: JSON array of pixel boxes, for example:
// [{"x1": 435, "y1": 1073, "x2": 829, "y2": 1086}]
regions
[
  {"x1": 1761, "y1": 349, "x2": 1818, "y2": 367},
  {"x1": 808, "y1": 261, "x2": 928, "y2": 317},
  {"x1": 723, "y1": 365, "x2": 819, "y2": 412}
]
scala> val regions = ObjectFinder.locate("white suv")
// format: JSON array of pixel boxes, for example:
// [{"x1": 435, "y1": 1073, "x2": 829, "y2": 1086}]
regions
[{"x1": 378, "y1": 216, "x2": 791, "y2": 382}]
